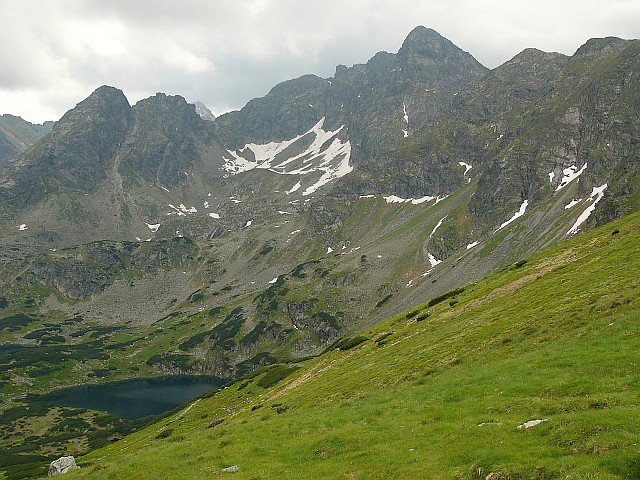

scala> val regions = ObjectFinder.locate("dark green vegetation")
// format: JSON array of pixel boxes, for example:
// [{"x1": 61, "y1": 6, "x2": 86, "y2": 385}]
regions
[
  {"x1": 0, "y1": 403, "x2": 137, "y2": 480},
  {"x1": 61, "y1": 209, "x2": 640, "y2": 479}
]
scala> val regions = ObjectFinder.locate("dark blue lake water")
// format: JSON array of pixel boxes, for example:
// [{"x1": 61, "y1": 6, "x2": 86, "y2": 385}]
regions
[{"x1": 36, "y1": 376, "x2": 226, "y2": 419}]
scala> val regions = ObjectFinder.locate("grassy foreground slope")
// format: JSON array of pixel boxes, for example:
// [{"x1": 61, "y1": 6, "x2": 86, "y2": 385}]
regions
[{"x1": 70, "y1": 212, "x2": 639, "y2": 479}]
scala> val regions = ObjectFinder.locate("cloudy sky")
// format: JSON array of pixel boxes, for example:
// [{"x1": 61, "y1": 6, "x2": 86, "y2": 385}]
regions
[{"x1": 1, "y1": 0, "x2": 638, "y2": 123}]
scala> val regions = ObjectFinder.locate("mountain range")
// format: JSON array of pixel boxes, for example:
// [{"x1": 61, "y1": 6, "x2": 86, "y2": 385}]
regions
[{"x1": 0, "y1": 26, "x2": 639, "y2": 472}]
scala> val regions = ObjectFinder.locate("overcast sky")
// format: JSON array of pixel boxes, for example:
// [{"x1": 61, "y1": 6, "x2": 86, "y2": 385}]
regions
[{"x1": 1, "y1": 0, "x2": 638, "y2": 123}]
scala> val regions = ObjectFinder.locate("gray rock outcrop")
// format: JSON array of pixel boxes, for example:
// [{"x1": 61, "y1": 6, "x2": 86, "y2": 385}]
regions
[{"x1": 48, "y1": 455, "x2": 79, "y2": 476}]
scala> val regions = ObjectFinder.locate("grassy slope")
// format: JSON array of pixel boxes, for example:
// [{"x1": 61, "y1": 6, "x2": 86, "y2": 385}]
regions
[{"x1": 50, "y1": 212, "x2": 640, "y2": 479}]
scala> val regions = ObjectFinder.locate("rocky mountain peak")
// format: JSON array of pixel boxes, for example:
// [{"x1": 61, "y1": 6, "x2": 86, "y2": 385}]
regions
[
  {"x1": 48, "y1": 85, "x2": 131, "y2": 140},
  {"x1": 398, "y1": 26, "x2": 476, "y2": 65},
  {"x1": 399, "y1": 26, "x2": 444, "y2": 51},
  {"x1": 72, "y1": 85, "x2": 130, "y2": 117},
  {"x1": 131, "y1": 92, "x2": 204, "y2": 134},
  {"x1": 573, "y1": 36, "x2": 627, "y2": 58},
  {"x1": 511, "y1": 48, "x2": 568, "y2": 63},
  {"x1": 396, "y1": 26, "x2": 488, "y2": 82}
]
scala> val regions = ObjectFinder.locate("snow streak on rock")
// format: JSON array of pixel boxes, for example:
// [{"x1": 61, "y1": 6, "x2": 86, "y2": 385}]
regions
[
  {"x1": 430, "y1": 216, "x2": 447, "y2": 238},
  {"x1": 564, "y1": 198, "x2": 582, "y2": 209},
  {"x1": 167, "y1": 204, "x2": 198, "y2": 216},
  {"x1": 555, "y1": 164, "x2": 587, "y2": 192},
  {"x1": 495, "y1": 200, "x2": 528, "y2": 232},
  {"x1": 402, "y1": 103, "x2": 409, "y2": 138},
  {"x1": 567, "y1": 184, "x2": 607, "y2": 236},
  {"x1": 428, "y1": 253, "x2": 442, "y2": 268},
  {"x1": 383, "y1": 195, "x2": 447, "y2": 205},
  {"x1": 458, "y1": 162, "x2": 472, "y2": 176}
]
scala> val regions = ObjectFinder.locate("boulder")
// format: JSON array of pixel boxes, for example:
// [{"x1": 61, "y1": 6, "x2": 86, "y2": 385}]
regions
[
  {"x1": 222, "y1": 465, "x2": 240, "y2": 473},
  {"x1": 48, "y1": 456, "x2": 79, "y2": 476}
]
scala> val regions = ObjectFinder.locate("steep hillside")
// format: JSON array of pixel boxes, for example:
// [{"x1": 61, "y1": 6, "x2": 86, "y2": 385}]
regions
[{"x1": 50, "y1": 210, "x2": 640, "y2": 480}]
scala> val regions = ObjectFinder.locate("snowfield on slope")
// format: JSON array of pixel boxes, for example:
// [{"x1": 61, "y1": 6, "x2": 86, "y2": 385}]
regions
[{"x1": 222, "y1": 117, "x2": 352, "y2": 196}]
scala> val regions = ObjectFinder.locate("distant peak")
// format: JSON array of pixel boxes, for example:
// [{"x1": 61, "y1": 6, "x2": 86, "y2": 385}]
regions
[
  {"x1": 89, "y1": 85, "x2": 128, "y2": 101},
  {"x1": 398, "y1": 26, "x2": 487, "y2": 72},
  {"x1": 507, "y1": 48, "x2": 569, "y2": 64},
  {"x1": 573, "y1": 36, "x2": 626, "y2": 57},
  {"x1": 193, "y1": 102, "x2": 215, "y2": 121},
  {"x1": 135, "y1": 92, "x2": 190, "y2": 109},
  {"x1": 399, "y1": 26, "x2": 446, "y2": 53},
  {"x1": 76, "y1": 86, "x2": 131, "y2": 114}
]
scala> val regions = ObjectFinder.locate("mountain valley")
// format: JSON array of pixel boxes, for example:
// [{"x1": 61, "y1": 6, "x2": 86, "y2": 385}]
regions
[{"x1": 0, "y1": 26, "x2": 639, "y2": 478}]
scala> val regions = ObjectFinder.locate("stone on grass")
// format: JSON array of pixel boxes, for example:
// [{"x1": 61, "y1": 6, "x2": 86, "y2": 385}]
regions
[
  {"x1": 222, "y1": 465, "x2": 240, "y2": 473},
  {"x1": 48, "y1": 456, "x2": 80, "y2": 476},
  {"x1": 517, "y1": 419, "x2": 547, "y2": 429}
]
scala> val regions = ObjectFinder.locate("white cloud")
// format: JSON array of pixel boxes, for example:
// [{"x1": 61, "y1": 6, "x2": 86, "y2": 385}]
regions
[{"x1": 0, "y1": 0, "x2": 638, "y2": 123}]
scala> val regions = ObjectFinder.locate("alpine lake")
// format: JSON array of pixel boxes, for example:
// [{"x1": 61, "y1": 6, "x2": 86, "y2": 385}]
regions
[{"x1": 33, "y1": 375, "x2": 227, "y2": 419}]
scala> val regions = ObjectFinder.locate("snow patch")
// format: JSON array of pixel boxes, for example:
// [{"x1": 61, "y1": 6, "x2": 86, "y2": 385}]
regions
[
  {"x1": 495, "y1": 200, "x2": 528, "y2": 232},
  {"x1": 564, "y1": 198, "x2": 582, "y2": 209},
  {"x1": 556, "y1": 164, "x2": 587, "y2": 191},
  {"x1": 286, "y1": 181, "x2": 302, "y2": 195},
  {"x1": 428, "y1": 253, "x2": 442, "y2": 268},
  {"x1": 167, "y1": 204, "x2": 197, "y2": 216},
  {"x1": 567, "y1": 184, "x2": 607, "y2": 236},
  {"x1": 146, "y1": 223, "x2": 160, "y2": 232},
  {"x1": 326, "y1": 247, "x2": 333, "y2": 254},
  {"x1": 268, "y1": 277, "x2": 278, "y2": 284},
  {"x1": 548, "y1": 172, "x2": 555, "y2": 184},
  {"x1": 430, "y1": 216, "x2": 447, "y2": 238},
  {"x1": 204, "y1": 201, "x2": 209, "y2": 209},
  {"x1": 466, "y1": 241, "x2": 480, "y2": 250},
  {"x1": 208, "y1": 213, "x2": 220, "y2": 219},
  {"x1": 289, "y1": 229, "x2": 301, "y2": 235},
  {"x1": 459, "y1": 162, "x2": 472, "y2": 176},
  {"x1": 17, "y1": 224, "x2": 27, "y2": 231},
  {"x1": 222, "y1": 117, "x2": 352, "y2": 196},
  {"x1": 383, "y1": 195, "x2": 436, "y2": 205},
  {"x1": 245, "y1": 220, "x2": 252, "y2": 227}
]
